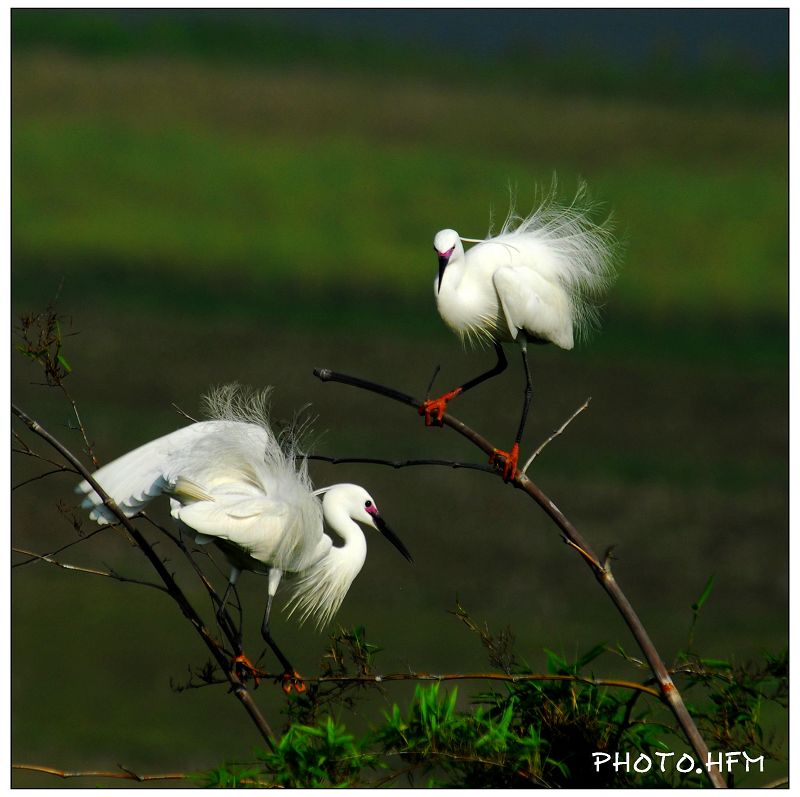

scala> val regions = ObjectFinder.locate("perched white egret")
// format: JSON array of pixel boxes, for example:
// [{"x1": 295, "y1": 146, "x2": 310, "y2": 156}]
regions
[
  {"x1": 421, "y1": 184, "x2": 618, "y2": 480},
  {"x1": 76, "y1": 385, "x2": 412, "y2": 691}
]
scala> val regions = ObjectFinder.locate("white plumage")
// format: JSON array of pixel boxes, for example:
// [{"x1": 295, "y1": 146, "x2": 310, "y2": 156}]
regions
[
  {"x1": 423, "y1": 185, "x2": 618, "y2": 480},
  {"x1": 76, "y1": 386, "x2": 412, "y2": 684},
  {"x1": 433, "y1": 184, "x2": 616, "y2": 350}
]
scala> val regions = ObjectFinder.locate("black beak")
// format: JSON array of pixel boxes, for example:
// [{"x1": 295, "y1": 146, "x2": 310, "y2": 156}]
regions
[
  {"x1": 437, "y1": 255, "x2": 449, "y2": 294},
  {"x1": 374, "y1": 515, "x2": 413, "y2": 564}
]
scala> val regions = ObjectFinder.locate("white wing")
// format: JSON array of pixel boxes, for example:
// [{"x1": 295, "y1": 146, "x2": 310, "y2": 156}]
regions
[
  {"x1": 75, "y1": 421, "x2": 238, "y2": 523},
  {"x1": 174, "y1": 494, "x2": 311, "y2": 569},
  {"x1": 492, "y1": 265, "x2": 574, "y2": 349}
]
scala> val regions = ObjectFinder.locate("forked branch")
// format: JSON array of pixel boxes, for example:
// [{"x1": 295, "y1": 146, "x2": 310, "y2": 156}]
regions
[{"x1": 312, "y1": 367, "x2": 725, "y2": 789}]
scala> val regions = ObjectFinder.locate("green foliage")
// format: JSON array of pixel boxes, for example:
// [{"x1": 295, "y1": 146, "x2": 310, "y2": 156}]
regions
[
  {"x1": 677, "y1": 649, "x2": 788, "y2": 762},
  {"x1": 201, "y1": 604, "x2": 787, "y2": 788},
  {"x1": 257, "y1": 716, "x2": 371, "y2": 788}
]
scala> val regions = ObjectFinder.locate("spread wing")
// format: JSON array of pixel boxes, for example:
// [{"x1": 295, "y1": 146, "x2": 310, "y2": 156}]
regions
[{"x1": 76, "y1": 421, "x2": 235, "y2": 523}]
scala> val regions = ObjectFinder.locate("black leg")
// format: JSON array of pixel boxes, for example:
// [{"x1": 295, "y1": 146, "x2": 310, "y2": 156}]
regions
[
  {"x1": 421, "y1": 342, "x2": 508, "y2": 426},
  {"x1": 461, "y1": 342, "x2": 508, "y2": 394},
  {"x1": 216, "y1": 571, "x2": 243, "y2": 651},
  {"x1": 514, "y1": 337, "x2": 533, "y2": 445},
  {"x1": 260, "y1": 591, "x2": 294, "y2": 675}
]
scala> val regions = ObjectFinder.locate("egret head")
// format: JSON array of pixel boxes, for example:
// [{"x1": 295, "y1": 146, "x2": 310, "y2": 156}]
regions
[
  {"x1": 323, "y1": 484, "x2": 413, "y2": 563},
  {"x1": 433, "y1": 229, "x2": 461, "y2": 294}
]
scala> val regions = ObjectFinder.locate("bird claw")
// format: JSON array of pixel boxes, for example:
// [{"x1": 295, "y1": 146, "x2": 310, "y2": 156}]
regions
[
  {"x1": 232, "y1": 653, "x2": 263, "y2": 688},
  {"x1": 419, "y1": 388, "x2": 462, "y2": 427},
  {"x1": 279, "y1": 671, "x2": 306, "y2": 695},
  {"x1": 489, "y1": 443, "x2": 520, "y2": 482}
]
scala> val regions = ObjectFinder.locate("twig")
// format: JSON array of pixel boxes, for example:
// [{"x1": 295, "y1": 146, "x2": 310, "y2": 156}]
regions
[
  {"x1": 522, "y1": 397, "x2": 591, "y2": 473},
  {"x1": 12, "y1": 466, "x2": 77, "y2": 491},
  {"x1": 312, "y1": 367, "x2": 726, "y2": 789},
  {"x1": 12, "y1": 763, "x2": 190, "y2": 782},
  {"x1": 11, "y1": 404, "x2": 276, "y2": 750},
  {"x1": 12, "y1": 547, "x2": 168, "y2": 592},
  {"x1": 306, "y1": 454, "x2": 494, "y2": 473},
  {"x1": 424, "y1": 364, "x2": 441, "y2": 398},
  {"x1": 13, "y1": 527, "x2": 107, "y2": 569},
  {"x1": 139, "y1": 514, "x2": 243, "y2": 654},
  {"x1": 311, "y1": 670, "x2": 661, "y2": 698}
]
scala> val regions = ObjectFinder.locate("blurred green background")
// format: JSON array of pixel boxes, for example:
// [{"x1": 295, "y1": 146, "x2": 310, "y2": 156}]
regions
[{"x1": 12, "y1": 9, "x2": 787, "y2": 787}]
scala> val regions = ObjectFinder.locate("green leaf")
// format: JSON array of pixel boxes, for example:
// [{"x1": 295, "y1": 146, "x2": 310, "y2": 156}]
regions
[
  {"x1": 576, "y1": 642, "x2": 608, "y2": 670},
  {"x1": 544, "y1": 648, "x2": 568, "y2": 674},
  {"x1": 691, "y1": 574, "x2": 715, "y2": 612},
  {"x1": 699, "y1": 657, "x2": 733, "y2": 670}
]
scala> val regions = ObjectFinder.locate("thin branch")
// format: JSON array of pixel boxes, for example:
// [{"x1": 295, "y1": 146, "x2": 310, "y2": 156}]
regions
[
  {"x1": 166, "y1": 668, "x2": 662, "y2": 701},
  {"x1": 12, "y1": 763, "x2": 190, "y2": 782},
  {"x1": 306, "y1": 454, "x2": 494, "y2": 473},
  {"x1": 312, "y1": 367, "x2": 726, "y2": 789},
  {"x1": 139, "y1": 513, "x2": 243, "y2": 654},
  {"x1": 12, "y1": 527, "x2": 108, "y2": 569},
  {"x1": 11, "y1": 404, "x2": 276, "y2": 749},
  {"x1": 311, "y1": 670, "x2": 661, "y2": 699},
  {"x1": 12, "y1": 466, "x2": 78, "y2": 491},
  {"x1": 172, "y1": 402, "x2": 199, "y2": 423},
  {"x1": 12, "y1": 430, "x2": 67, "y2": 470},
  {"x1": 12, "y1": 546, "x2": 168, "y2": 592},
  {"x1": 522, "y1": 397, "x2": 591, "y2": 473}
]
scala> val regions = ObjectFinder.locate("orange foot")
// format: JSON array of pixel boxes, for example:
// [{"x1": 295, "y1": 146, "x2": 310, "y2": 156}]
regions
[
  {"x1": 232, "y1": 653, "x2": 263, "y2": 687},
  {"x1": 489, "y1": 442, "x2": 520, "y2": 482},
  {"x1": 279, "y1": 670, "x2": 307, "y2": 695},
  {"x1": 419, "y1": 388, "x2": 462, "y2": 427}
]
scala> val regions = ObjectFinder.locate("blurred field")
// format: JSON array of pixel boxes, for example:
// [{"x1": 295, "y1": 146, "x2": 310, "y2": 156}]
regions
[{"x1": 11, "y1": 12, "x2": 787, "y2": 788}]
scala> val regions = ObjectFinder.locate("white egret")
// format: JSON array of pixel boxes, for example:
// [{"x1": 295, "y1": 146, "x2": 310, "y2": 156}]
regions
[
  {"x1": 421, "y1": 184, "x2": 618, "y2": 480},
  {"x1": 76, "y1": 385, "x2": 413, "y2": 691}
]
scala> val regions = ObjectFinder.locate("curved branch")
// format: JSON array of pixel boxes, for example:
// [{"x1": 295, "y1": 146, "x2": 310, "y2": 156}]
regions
[
  {"x1": 312, "y1": 367, "x2": 725, "y2": 789},
  {"x1": 11, "y1": 404, "x2": 275, "y2": 750}
]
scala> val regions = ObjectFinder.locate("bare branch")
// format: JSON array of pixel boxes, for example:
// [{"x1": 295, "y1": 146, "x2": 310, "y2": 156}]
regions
[
  {"x1": 312, "y1": 366, "x2": 726, "y2": 789},
  {"x1": 522, "y1": 397, "x2": 591, "y2": 473},
  {"x1": 12, "y1": 527, "x2": 109, "y2": 569},
  {"x1": 12, "y1": 763, "x2": 190, "y2": 783},
  {"x1": 311, "y1": 670, "x2": 662, "y2": 699},
  {"x1": 171, "y1": 402, "x2": 199, "y2": 423},
  {"x1": 12, "y1": 466, "x2": 77, "y2": 491},
  {"x1": 306, "y1": 454, "x2": 494, "y2": 473},
  {"x1": 11, "y1": 403, "x2": 276, "y2": 749},
  {"x1": 12, "y1": 430, "x2": 68, "y2": 470},
  {"x1": 12, "y1": 546, "x2": 168, "y2": 592},
  {"x1": 166, "y1": 665, "x2": 662, "y2": 699}
]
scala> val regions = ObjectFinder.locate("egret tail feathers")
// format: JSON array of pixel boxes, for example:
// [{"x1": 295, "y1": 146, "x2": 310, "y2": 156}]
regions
[{"x1": 491, "y1": 180, "x2": 619, "y2": 342}]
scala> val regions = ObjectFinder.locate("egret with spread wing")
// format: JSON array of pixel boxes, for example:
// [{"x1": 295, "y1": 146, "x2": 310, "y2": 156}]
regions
[
  {"x1": 421, "y1": 184, "x2": 618, "y2": 480},
  {"x1": 77, "y1": 385, "x2": 413, "y2": 692}
]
